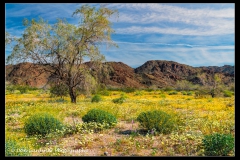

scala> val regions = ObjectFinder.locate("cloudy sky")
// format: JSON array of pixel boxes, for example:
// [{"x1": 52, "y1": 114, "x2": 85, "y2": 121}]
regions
[{"x1": 5, "y1": 3, "x2": 234, "y2": 68}]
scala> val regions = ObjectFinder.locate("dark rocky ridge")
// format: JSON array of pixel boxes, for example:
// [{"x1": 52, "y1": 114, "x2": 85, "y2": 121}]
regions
[{"x1": 197, "y1": 65, "x2": 234, "y2": 75}]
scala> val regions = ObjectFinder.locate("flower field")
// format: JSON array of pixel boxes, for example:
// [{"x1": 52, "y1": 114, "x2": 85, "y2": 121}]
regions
[{"x1": 5, "y1": 89, "x2": 235, "y2": 156}]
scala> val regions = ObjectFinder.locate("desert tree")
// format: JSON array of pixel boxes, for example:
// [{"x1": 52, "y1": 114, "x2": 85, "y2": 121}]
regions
[
  {"x1": 5, "y1": 32, "x2": 16, "y2": 46},
  {"x1": 6, "y1": 4, "x2": 118, "y2": 103},
  {"x1": 175, "y1": 80, "x2": 196, "y2": 91},
  {"x1": 209, "y1": 73, "x2": 222, "y2": 98}
]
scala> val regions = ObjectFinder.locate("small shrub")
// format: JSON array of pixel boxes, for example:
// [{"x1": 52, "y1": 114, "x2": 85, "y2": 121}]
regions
[
  {"x1": 122, "y1": 87, "x2": 136, "y2": 93},
  {"x1": 134, "y1": 90, "x2": 143, "y2": 96},
  {"x1": 82, "y1": 109, "x2": 117, "y2": 127},
  {"x1": 164, "y1": 87, "x2": 173, "y2": 91},
  {"x1": 187, "y1": 91, "x2": 193, "y2": 95},
  {"x1": 55, "y1": 98, "x2": 68, "y2": 103},
  {"x1": 145, "y1": 88, "x2": 154, "y2": 92},
  {"x1": 91, "y1": 94, "x2": 102, "y2": 103},
  {"x1": 16, "y1": 85, "x2": 28, "y2": 94},
  {"x1": 24, "y1": 113, "x2": 63, "y2": 137},
  {"x1": 202, "y1": 133, "x2": 234, "y2": 156},
  {"x1": 5, "y1": 139, "x2": 30, "y2": 156},
  {"x1": 223, "y1": 90, "x2": 233, "y2": 97},
  {"x1": 168, "y1": 91, "x2": 178, "y2": 95},
  {"x1": 160, "y1": 94, "x2": 166, "y2": 98},
  {"x1": 181, "y1": 91, "x2": 187, "y2": 95},
  {"x1": 6, "y1": 85, "x2": 16, "y2": 93},
  {"x1": 194, "y1": 90, "x2": 209, "y2": 98},
  {"x1": 112, "y1": 96, "x2": 126, "y2": 104},
  {"x1": 137, "y1": 110, "x2": 177, "y2": 134}
]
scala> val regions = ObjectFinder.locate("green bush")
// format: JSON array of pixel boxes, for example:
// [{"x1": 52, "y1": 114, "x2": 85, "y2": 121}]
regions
[
  {"x1": 112, "y1": 96, "x2": 126, "y2": 104},
  {"x1": 24, "y1": 113, "x2": 63, "y2": 137},
  {"x1": 137, "y1": 110, "x2": 176, "y2": 134},
  {"x1": 160, "y1": 94, "x2": 166, "y2": 98},
  {"x1": 6, "y1": 85, "x2": 16, "y2": 93},
  {"x1": 145, "y1": 88, "x2": 154, "y2": 92},
  {"x1": 164, "y1": 87, "x2": 173, "y2": 91},
  {"x1": 91, "y1": 94, "x2": 102, "y2": 103},
  {"x1": 122, "y1": 87, "x2": 136, "y2": 93},
  {"x1": 168, "y1": 91, "x2": 178, "y2": 95},
  {"x1": 55, "y1": 98, "x2": 68, "y2": 103},
  {"x1": 202, "y1": 133, "x2": 234, "y2": 156},
  {"x1": 16, "y1": 85, "x2": 28, "y2": 94},
  {"x1": 82, "y1": 109, "x2": 117, "y2": 127},
  {"x1": 194, "y1": 90, "x2": 209, "y2": 98},
  {"x1": 5, "y1": 139, "x2": 30, "y2": 156},
  {"x1": 134, "y1": 90, "x2": 143, "y2": 96},
  {"x1": 187, "y1": 91, "x2": 193, "y2": 95},
  {"x1": 223, "y1": 90, "x2": 233, "y2": 97},
  {"x1": 181, "y1": 91, "x2": 187, "y2": 95}
]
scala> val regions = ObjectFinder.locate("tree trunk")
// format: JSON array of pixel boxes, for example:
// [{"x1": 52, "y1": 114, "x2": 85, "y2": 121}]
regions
[
  {"x1": 69, "y1": 87, "x2": 76, "y2": 103},
  {"x1": 210, "y1": 90, "x2": 215, "y2": 98}
]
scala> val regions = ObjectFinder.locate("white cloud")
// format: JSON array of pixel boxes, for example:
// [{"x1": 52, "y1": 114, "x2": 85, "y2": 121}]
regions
[
  {"x1": 108, "y1": 3, "x2": 234, "y2": 36},
  {"x1": 115, "y1": 25, "x2": 233, "y2": 36},
  {"x1": 108, "y1": 3, "x2": 234, "y2": 18},
  {"x1": 102, "y1": 40, "x2": 234, "y2": 68}
]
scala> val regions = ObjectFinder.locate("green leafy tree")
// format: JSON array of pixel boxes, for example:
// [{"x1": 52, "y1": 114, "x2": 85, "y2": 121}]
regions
[{"x1": 6, "y1": 5, "x2": 118, "y2": 103}]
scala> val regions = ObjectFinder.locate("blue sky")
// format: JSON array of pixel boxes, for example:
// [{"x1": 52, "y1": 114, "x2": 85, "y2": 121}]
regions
[{"x1": 5, "y1": 3, "x2": 234, "y2": 68}]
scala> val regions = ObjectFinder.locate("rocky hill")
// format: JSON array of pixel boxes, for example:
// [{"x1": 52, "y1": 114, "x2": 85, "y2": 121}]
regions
[
  {"x1": 6, "y1": 62, "x2": 51, "y2": 88},
  {"x1": 197, "y1": 65, "x2": 234, "y2": 75},
  {"x1": 5, "y1": 60, "x2": 234, "y2": 89}
]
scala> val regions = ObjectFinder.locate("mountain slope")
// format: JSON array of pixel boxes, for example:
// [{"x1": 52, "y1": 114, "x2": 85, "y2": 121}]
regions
[{"x1": 5, "y1": 60, "x2": 234, "y2": 88}]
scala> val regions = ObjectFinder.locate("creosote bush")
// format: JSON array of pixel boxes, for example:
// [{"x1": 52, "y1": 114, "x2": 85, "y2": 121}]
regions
[
  {"x1": 181, "y1": 91, "x2": 187, "y2": 95},
  {"x1": 223, "y1": 90, "x2": 233, "y2": 97},
  {"x1": 168, "y1": 91, "x2": 178, "y2": 95},
  {"x1": 91, "y1": 94, "x2": 102, "y2": 103},
  {"x1": 137, "y1": 110, "x2": 177, "y2": 134},
  {"x1": 187, "y1": 91, "x2": 193, "y2": 96},
  {"x1": 24, "y1": 113, "x2": 63, "y2": 137},
  {"x1": 112, "y1": 95, "x2": 126, "y2": 104},
  {"x1": 82, "y1": 109, "x2": 117, "y2": 127},
  {"x1": 202, "y1": 133, "x2": 234, "y2": 156}
]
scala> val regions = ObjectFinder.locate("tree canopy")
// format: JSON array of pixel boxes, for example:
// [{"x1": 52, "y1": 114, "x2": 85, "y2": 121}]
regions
[{"x1": 6, "y1": 4, "x2": 118, "y2": 103}]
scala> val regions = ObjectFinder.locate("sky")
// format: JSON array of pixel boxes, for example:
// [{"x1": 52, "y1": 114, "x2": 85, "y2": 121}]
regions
[{"x1": 5, "y1": 3, "x2": 235, "y2": 68}]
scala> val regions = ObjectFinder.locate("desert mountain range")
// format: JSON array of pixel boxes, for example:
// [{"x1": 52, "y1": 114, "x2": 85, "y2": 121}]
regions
[{"x1": 5, "y1": 60, "x2": 234, "y2": 89}]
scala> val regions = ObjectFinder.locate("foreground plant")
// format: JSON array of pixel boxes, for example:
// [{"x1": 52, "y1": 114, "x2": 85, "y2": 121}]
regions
[
  {"x1": 202, "y1": 133, "x2": 234, "y2": 156},
  {"x1": 24, "y1": 113, "x2": 64, "y2": 137},
  {"x1": 82, "y1": 109, "x2": 117, "y2": 128},
  {"x1": 137, "y1": 110, "x2": 177, "y2": 134}
]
